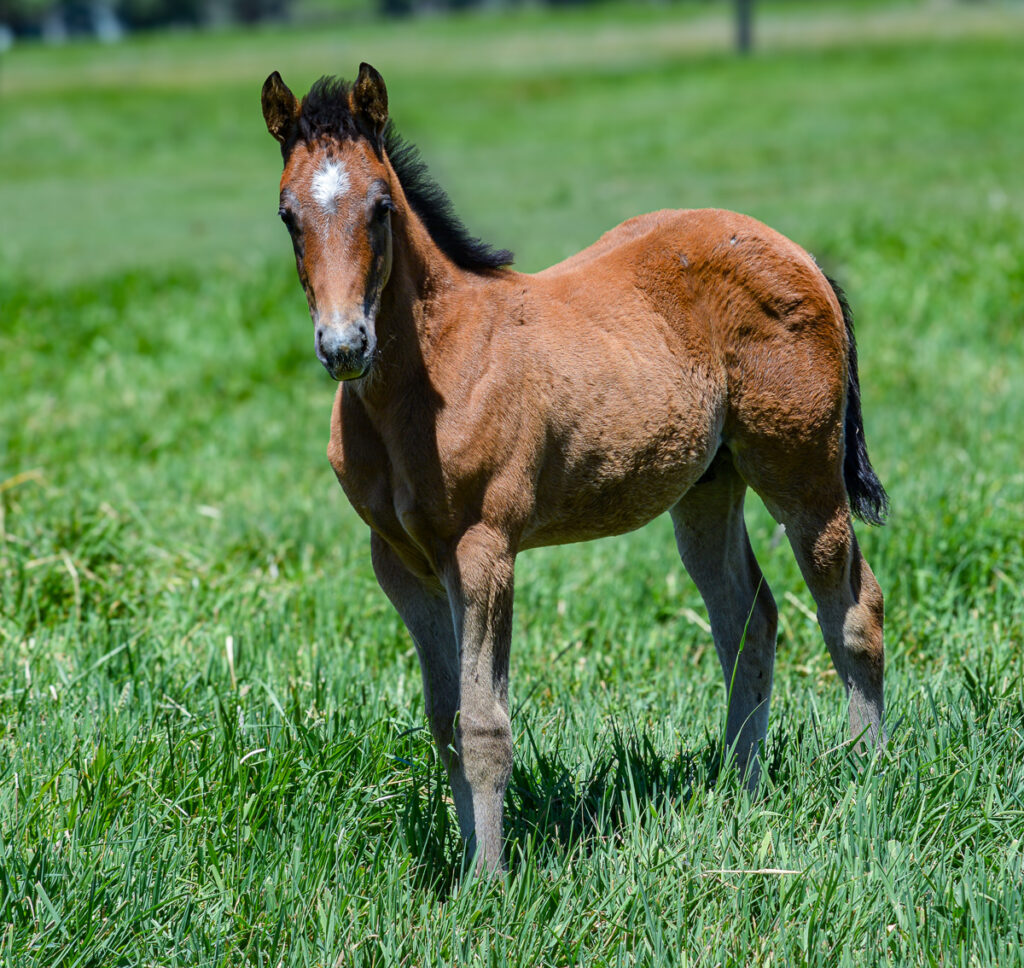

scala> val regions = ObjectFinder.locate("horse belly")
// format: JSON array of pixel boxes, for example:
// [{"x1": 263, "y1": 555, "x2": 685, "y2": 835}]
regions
[{"x1": 523, "y1": 380, "x2": 722, "y2": 547}]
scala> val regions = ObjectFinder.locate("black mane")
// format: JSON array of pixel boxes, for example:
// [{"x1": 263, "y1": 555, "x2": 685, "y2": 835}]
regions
[{"x1": 296, "y1": 76, "x2": 513, "y2": 273}]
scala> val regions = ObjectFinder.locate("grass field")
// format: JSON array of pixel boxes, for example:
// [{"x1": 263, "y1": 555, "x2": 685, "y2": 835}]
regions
[{"x1": 2, "y1": 2, "x2": 1024, "y2": 964}]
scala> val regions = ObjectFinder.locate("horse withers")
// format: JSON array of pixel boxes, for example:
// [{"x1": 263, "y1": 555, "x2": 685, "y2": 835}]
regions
[{"x1": 262, "y1": 64, "x2": 888, "y2": 874}]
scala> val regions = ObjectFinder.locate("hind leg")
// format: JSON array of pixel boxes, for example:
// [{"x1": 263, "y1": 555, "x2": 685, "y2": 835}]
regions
[
  {"x1": 732, "y1": 436, "x2": 885, "y2": 749},
  {"x1": 771, "y1": 487, "x2": 885, "y2": 747},
  {"x1": 671, "y1": 449, "x2": 779, "y2": 788}
]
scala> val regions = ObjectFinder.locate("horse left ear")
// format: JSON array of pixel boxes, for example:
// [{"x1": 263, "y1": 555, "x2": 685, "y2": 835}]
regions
[{"x1": 353, "y1": 62, "x2": 388, "y2": 150}]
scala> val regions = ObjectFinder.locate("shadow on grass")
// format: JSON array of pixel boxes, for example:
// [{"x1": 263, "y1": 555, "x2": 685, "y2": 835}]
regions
[
  {"x1": 505, "y1": 725, "x2": 721, "y2": 858},
  {"x1": 394, "y1": 722, "x2": 800, "y2": 896}
]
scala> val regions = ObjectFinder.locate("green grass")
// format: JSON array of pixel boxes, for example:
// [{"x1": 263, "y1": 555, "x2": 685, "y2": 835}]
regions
[{"x1": 2, "y1": 2, "x2": 1024, "y2": 965}]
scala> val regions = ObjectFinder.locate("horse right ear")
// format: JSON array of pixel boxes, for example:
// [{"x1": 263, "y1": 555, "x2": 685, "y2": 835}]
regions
[{"x1": 262, "y1": 71, "x2": 299, "y2": 144}]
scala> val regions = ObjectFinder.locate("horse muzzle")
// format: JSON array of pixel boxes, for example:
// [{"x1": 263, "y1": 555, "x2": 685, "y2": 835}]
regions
[{"x1": 315, "y1": 320, "x2": 375, "y2": 381}]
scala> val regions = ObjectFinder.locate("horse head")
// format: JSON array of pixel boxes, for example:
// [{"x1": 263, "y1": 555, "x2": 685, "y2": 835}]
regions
[{"x1": 262, "y1": 64, "x2": 393, "y2": 381}]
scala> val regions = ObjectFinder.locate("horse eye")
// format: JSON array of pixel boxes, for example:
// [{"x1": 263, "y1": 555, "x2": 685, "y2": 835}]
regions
[
  {"x1": 374, "y1": 198, "x2": 395, "y2": 220},
  {"x1": 278, "y1": 206, "x2": 297, "y2": 230}
]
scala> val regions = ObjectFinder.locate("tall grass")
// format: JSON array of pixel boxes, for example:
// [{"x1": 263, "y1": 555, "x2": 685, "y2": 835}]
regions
[{"x1": 2, "y1": 3, "x2": 1023, "y2": 965}]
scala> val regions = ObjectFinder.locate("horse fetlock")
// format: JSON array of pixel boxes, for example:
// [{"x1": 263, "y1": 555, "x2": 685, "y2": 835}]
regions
[{"x1": 848, "y1": 688, "x2": 885, "y2": 749}]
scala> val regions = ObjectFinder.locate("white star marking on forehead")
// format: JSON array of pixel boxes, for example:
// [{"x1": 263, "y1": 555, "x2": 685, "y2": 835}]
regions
[{"x1": 311, "y1": 160, "x2": 350, "y2": 214}]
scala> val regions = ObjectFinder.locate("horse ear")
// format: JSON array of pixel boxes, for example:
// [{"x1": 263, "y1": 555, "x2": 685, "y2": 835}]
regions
[
  {"x1": 262, "y1": 71, "x2": 299, "y2": 145},
  {"x1": 353, "y1": 62, "x2": 388, "y2": 148}
]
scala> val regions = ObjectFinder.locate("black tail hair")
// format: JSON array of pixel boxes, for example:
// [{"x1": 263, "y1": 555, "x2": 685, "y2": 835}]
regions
[{"x1": 826, "y1": 275, "x2": 890, "y2": 526}]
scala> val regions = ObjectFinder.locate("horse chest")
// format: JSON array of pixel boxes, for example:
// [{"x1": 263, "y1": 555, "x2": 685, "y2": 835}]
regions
[{"x1": 332, "y1": 445, "x2": 444, "y2": 582}]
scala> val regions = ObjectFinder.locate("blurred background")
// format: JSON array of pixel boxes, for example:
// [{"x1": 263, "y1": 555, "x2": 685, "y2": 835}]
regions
[
  {"x1": 4, "y1": 0, "x2": 1022, "y2": 285},
  {"x1": 2, "y1": 0, "x2": 760, "y2": 41}
]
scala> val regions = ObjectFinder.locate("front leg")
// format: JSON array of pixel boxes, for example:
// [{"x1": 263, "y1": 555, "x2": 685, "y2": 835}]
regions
[
  {"x1": 443, "y1": 524, "x2": 516, "y2": 875},
  {"x1": 369, "y1": 535, "x2": 476, "y2": 843}
]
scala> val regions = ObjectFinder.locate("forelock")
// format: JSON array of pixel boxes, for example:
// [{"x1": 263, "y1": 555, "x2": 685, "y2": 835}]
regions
[{"x1": 295, "y1": 76, "x2": 360, "y2": 147}]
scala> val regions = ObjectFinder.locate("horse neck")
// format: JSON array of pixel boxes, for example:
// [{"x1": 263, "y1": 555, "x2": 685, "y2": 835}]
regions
[{"x1": 357, "y1": 180, "x2": 459, "y2": 408}]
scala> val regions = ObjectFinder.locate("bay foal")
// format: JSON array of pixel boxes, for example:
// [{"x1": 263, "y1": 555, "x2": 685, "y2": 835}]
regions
[{"x1": 262, "y1": 64, "x2": 888, "y2": 874}]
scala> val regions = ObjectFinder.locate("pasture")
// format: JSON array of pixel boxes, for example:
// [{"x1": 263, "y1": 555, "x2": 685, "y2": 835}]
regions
[{"x1": 2, "y1": 2, "x2": 1023, "y2": 964}]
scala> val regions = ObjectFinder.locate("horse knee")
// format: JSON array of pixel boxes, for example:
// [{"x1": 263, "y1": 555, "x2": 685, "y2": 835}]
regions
[
  {"x1": 456, "y1": 709, "x2": 513, "y2": 786},
  {"x1": 453, "y1": 708, "x2": 513, "y2": 869}
]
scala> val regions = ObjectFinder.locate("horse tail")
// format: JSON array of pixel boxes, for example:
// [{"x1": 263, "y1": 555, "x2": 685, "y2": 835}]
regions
[{"x1": 826, "y1": 275, "x2": 890, "y2": 526}]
